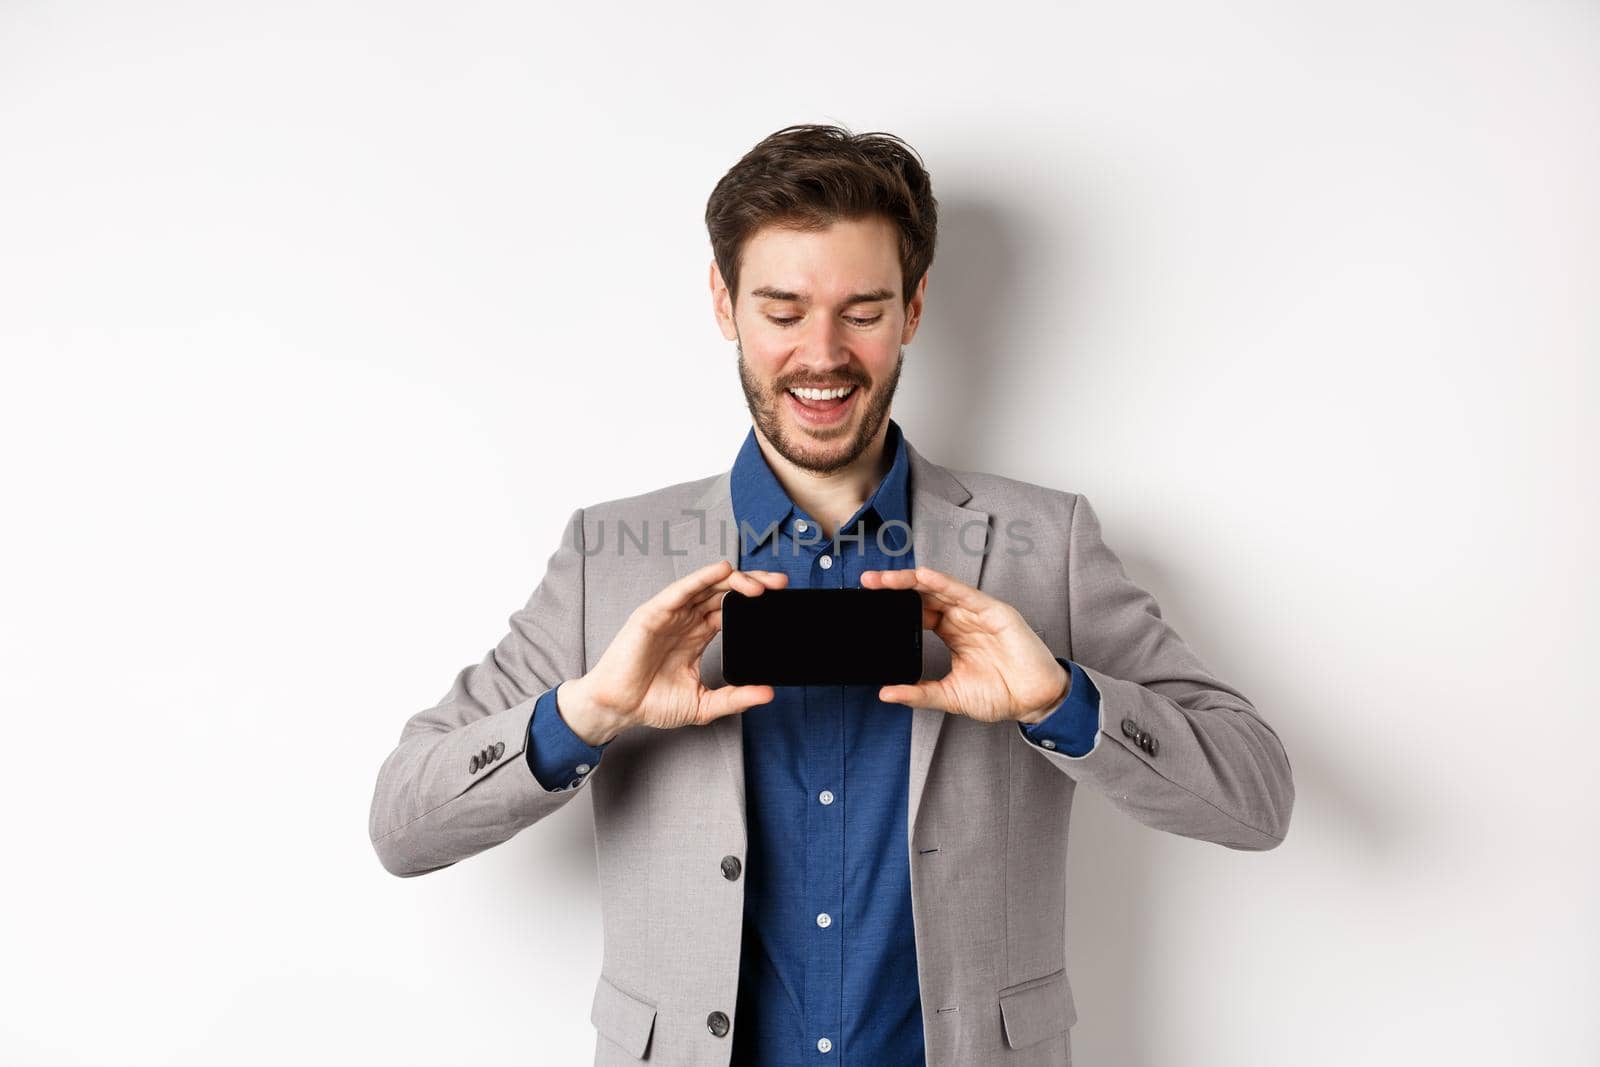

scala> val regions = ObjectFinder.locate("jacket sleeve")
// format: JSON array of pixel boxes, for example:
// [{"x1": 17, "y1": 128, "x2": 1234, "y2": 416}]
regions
[
  {"x1": 368, "y1": 506, "x2": 595, "y2": 876},
  {"x1": 1023, "y1": 493, "x2": 1295, "y2": 851}
]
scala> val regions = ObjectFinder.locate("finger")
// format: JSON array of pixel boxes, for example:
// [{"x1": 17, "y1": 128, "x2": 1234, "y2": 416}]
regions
[
  {"x1": 686, "y1": 575, "x2": 768, "y2": 616},
  {"x1": 698, "y1": 575, "x2": 787, "y2": 629},
  {"x1": 858, "y1": 568, "x2": 904, "y2": 587},
  {"x1": 863, "y1": 566, "x2": 982, "y2": 611},
  {"x1": 659, "y1": 559, "x2": 736, "y2": 611},
  {"x1": 921, "y1": 604, "x2": 942, "y2": 631},
  {"x1": 700, "y1": 684, "x2": 776, "y2": 722},
  {"x1": 909, "y1": 566, "x2": 985, "y2": 610},
  {"x1": 708, "y1": 567, "x2": 790, "y2": 599},
  {"x1": 878, "y1": 682, "x2": 951, "y2": 712},
  {"x1": 735, "y1": 569, "x2": 789, "y2": 594},
  {"x1": 733, "y1": 568, "x2": 790, "y2": 595},
  {"x1": 688, "y1": 572, "x2": 787, "y2": 614},
  {"x1": 664, "y1": 572, "x2": 771, "y2": 625},
  {"x1": 723, "y1": 571, "x2": 764, "y2": 598},
  {"x1": 914, "y1": 565, "x2": 979, "y2": 598},
  {"x1": 860, "y1": 568, "x2": 959, "y2": 610}
]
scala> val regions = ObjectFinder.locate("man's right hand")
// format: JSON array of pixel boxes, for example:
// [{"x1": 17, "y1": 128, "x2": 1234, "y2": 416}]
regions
[{"x1": 555, "y1": 560, "x2": 787, "y2": 745}]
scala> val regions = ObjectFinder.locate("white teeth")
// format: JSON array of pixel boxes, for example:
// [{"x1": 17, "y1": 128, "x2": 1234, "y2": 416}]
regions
[{"x1": 789, "y1": 385, "x2": 855, "y2": 400}]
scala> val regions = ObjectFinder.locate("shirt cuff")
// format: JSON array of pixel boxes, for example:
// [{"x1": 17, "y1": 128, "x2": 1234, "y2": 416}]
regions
[
  {"x1": 1016, "y1": 658, "x2": 1102, "y2": 757},
  {"x1": 525, "y1": 681, "x2": 610, "y2": 792}
]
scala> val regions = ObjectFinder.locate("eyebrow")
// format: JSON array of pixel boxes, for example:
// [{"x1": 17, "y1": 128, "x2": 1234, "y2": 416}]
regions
[{"x1": 749, "y1": 286, "x2": 897, "y2": 306}]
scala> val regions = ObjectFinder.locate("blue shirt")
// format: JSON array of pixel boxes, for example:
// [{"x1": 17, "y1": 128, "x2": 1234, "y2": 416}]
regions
[{"x1": 523, "y1": 417, "x2": 1101, "y2": 1063}]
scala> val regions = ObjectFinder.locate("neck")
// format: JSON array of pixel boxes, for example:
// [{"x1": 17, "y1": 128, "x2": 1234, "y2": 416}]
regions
[{"x1": 753, "y1": 422, "x2": 893, "y2": 541}]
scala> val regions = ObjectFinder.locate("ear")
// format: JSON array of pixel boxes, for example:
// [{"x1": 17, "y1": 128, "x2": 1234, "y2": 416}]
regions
[
  {"x1": 710, "y1": 259, "x2": 738, "y2": 341},
  {"x1": 901, "y1": 271, "x2": 928, "y2": 345}
]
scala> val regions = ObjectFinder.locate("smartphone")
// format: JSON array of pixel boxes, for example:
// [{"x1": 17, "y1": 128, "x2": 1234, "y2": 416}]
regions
[{"x1": 720, "y1": 587, "x2": 923, "y2": 687}]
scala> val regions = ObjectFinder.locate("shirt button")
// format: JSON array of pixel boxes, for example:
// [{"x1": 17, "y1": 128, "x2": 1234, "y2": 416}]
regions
[
  {"x1": 795, "y1": 519, "x2": 808, "y2": 532},
  {"x1": 818, "y1": 790, "x2": 834, "y2": 805},
  {"x1": 819, "y1": 554, "x2": 832, "y2": 570},
  {"x1": 575, "y1": 763, "x2": 591, "y2": 774},
  {"x1": 1040, "y1": 738, "x2": 1057, "y2": 750},
  {"x1": 816, "y1": 912, "x2": 832, "y2": 929},
  {"x1": 817, "y1": 1037, "x2": 833, "y2": 1053}
]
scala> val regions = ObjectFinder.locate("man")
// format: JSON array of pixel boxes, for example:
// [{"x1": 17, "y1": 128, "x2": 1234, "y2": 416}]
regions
[{"x1": 368, "y1": 124, "x2": 1294, "y2": 1067}]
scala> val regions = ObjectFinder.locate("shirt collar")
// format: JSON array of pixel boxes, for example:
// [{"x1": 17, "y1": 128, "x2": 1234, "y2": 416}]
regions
[{"x1": 729, "y1": 416, "x2": 912, "y2": 554}]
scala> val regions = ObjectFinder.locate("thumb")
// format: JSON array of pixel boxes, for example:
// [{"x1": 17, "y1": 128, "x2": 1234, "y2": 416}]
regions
[
  {"x1": 878, "y1": 682, "x2": 948, "y2": 712},
  {"x1": 700, "y1": 684, "x2": 776, "y2": 723}
]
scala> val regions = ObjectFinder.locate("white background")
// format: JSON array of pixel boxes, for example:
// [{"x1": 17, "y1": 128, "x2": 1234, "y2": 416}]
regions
[{"x1": 2, "y1": 2, "x2": 1595, "y2": 1064}]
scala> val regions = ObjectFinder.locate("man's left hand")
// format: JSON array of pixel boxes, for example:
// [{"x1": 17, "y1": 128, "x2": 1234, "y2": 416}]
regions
[{"x1": 858, "y1": 566, "x2": 1069, "y2": 725}]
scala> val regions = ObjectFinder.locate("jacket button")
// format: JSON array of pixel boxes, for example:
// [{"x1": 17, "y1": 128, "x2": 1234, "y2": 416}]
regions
[
  {"x1": 1146, "y1": 736, "x2": 1159, "y2": 756},
  {"x1": 493, "y1": 741, "x2": 505, "y2": 759},
  {"x1": 1121, "y1": 718, "x2": 1139, "y2": 740},
  {"x1": 468, "y1": 754, "x2": 481, "y2": 773},
  {"x1": 706, "y1": 1010, "x2": 730, "y2": 1037},
  {"x1": 720, "y1": 855, "x2": 742, "y2": 881}
]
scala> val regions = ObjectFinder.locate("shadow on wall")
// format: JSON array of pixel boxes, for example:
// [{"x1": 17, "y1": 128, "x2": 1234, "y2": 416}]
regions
[
  {"x1": 898, "y1": 191, "x2": 1047, "y2": 471},
  {"x1": 917, "y1": 191, "x2": 1175, "y2": 1065}
]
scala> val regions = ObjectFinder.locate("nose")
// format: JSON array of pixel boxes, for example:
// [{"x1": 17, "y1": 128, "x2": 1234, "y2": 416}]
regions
[{"x1": 793, "y1": 315, "x2": 850, "y2": 376}]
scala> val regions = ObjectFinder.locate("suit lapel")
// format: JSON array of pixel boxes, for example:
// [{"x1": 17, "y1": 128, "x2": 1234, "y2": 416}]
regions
[
  {"x1": 668, "y1": 437, "x2": 991, "y2": 844},
  {"x1": 668, "y1": 471, "x2": 747, "y2": 825},
  {"x1": 903, "y1": 440, "x2": 989, "y2": 839}
]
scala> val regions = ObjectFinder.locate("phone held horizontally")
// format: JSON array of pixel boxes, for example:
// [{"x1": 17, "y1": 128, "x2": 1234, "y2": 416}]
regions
[{"x1": 719, "y1": 588, "x2": 923, "y2": 687}]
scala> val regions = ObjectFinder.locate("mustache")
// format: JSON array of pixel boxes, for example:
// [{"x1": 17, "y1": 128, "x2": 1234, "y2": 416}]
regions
[{"x1": 779, "y1": 379, "x2": 865, "y2": 391}]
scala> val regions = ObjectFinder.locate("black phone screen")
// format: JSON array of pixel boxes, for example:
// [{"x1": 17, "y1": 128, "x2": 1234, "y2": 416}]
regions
[{"x1": 720, "y1": 587, "x2": 923, "y2": 687}]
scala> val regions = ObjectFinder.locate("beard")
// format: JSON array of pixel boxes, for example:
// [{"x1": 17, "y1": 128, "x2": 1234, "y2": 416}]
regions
[{"x1": 736, "y1": 338, "x2": 904, "y2": 476}]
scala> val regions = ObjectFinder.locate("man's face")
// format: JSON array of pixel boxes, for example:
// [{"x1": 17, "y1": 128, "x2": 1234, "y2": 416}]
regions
[{"x1": 712, "y1": 215, "x2": 926, "y2": 475}]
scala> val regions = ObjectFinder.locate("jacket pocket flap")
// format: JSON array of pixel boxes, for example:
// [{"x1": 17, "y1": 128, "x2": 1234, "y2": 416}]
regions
[
  {"x1": 998, "y1": 966, "x2": 1077, "y2": 1050},
  {"x1": 590, "y1": 973, "x2": 657, "y2": 1059}
]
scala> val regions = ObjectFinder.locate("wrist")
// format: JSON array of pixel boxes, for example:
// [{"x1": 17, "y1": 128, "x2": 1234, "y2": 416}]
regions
[
  {"x1": 557, "y1": 676, "x2": 631, "y2": 747},
  {"x1": 1015, "y1": 661, "x2": 1072, "y2": 726}
]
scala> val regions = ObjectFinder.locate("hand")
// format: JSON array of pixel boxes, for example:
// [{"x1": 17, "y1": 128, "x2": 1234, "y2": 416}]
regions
[
  {"x1": 858, "y1": 565, "x2": 1070, "y2": 725},
  {"x1": 561, "y1": 560, "x2": 787, "y2": 743}
]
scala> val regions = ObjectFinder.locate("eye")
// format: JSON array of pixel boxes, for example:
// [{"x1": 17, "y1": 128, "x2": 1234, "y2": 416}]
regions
[{"x1": 765, "y1": 313, "x2": 883, "y2": 328}]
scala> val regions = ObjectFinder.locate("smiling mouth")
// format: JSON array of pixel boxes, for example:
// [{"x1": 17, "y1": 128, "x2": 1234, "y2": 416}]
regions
[
  {"x1": 784, "y1": 385, "x2": 858, "y2": 426},
  {"x1": 787, "y1": 384, "x2": 856, "y2": 408}
]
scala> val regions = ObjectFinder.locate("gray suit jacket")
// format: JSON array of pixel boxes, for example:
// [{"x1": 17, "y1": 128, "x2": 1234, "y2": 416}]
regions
[{"x1": 368, "y1": 438, "x2": 1295, "y2": 1066}]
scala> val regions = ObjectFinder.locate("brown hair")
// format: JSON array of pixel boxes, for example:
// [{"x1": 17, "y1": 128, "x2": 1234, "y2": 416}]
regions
[{"x1": 704, "y1": 123, "x2": 938, "y2": 310}]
